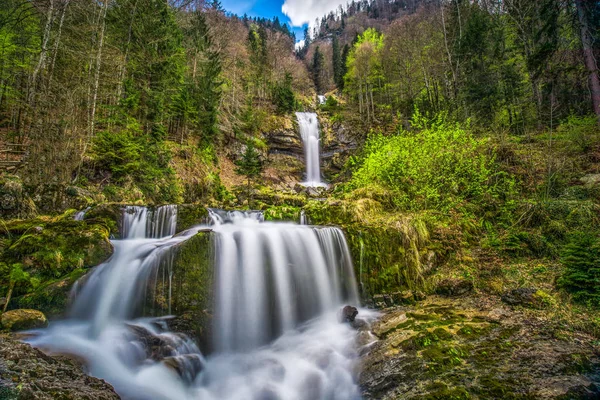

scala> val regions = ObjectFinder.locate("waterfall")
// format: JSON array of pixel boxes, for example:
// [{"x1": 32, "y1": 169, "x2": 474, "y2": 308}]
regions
[
  {"x1": 212, "y1": 214, "x2": 358, "y2": 352},
  {"x1": 27, "y1": 208, "x2": 365, "y2": 400},
  {"x1": 122, "y1": 205, "x2": 178, "y2": 239},
  {"x1": 296, "y1": 112, "x2": 328, "y2": 188},
  {"x1": 74, "y1": 207, "x2": 91, "y2": 221}
]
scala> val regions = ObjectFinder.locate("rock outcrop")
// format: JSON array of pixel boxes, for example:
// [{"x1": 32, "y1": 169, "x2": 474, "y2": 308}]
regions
[
  {"x1": 1, "y1": 310, "x2": 48, "y2": 331},
  {"x1": 0, "y1": 334, "x2": 119, "y2": 399},
  {"x1": 359, "y1": 296, "x2": 600, "y2": 399}
]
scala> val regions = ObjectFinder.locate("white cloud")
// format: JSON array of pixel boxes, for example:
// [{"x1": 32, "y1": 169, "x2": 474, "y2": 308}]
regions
[
  {"x1": 282, "y1": 0, "x2": 347, "y2": 28},
  {"x1": 294, "y1": 39, "x2": 306, "y2": 51}
]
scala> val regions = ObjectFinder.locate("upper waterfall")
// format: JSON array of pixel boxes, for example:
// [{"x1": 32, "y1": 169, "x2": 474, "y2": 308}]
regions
[{"x1": 296, "y1": 112, "x2": 328, "y2": 188}]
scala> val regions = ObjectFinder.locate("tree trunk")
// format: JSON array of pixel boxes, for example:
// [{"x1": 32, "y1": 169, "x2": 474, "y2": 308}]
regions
[
  {"x1": 30, "y1": 0, "x2": 55, "y2": 104},
  {"x1": 575, "y1": 0, "x2": 600, "y2": 125},
  {"x1": 90, "y1": 0, "x2": 109, "y2": 137},
  {"x1": 3, "y1": 282, "x2": 14, "y2": 313}
]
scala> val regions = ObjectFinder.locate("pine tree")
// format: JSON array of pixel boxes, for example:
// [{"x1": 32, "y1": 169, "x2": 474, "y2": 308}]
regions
[
  {"x1": 188, "y1": 10, "x2": 222, "y2": 149},
  {"x1": 312, "y1": 46, "x2": 325, "y2": 94},
  {"x1": 558, "y1": 233, "x2": 600, "y2": 307},
  {"x1": 332, "y1": 36, "x2": 342, "y2": 90},
  {"x1": 235, "y1": 141, "x2": 263, "y2": 203}
]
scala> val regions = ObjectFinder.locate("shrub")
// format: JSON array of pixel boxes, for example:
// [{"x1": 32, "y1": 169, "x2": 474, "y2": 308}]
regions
[
  {"x1": 558, "y1": 233, "x2": 600, "y2": 307},
  {"x1": 347, "y1": 115, "x2": 515, "y2": 213}
]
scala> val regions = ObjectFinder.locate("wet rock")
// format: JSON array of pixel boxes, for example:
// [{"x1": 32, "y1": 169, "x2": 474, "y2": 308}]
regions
[
  {"x1": 162, "y1": 354, "x2": 204, "y2": 383},
  {"x1": 0, "y1": 334, "x2": 119, "y2": 399},
  {"x1": 501, "y1": 288, "x2": 546, "y2": 308},
  {"x1": 435, "y1": 278, "x2": 474, "y2": 297},
  {"x1": 340, "y1": 306, "x2": 358, "y2": 323},
  {"x1": 1, "y1": 309, "x2": 48, "y2": 331}
]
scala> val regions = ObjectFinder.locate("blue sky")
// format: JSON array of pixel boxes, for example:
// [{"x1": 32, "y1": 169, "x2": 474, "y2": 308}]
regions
[{"x1": 221, "y1": 0, "x2": 307, "y2": 40}]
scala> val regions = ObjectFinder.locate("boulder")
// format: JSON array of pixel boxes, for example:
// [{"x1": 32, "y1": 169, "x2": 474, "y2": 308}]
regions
[
  {"x1": 340, "y1": 305, "x2": 358, "y2": 323},
  {"x1": 0, "y1": 334, "x2": 119, "y2": 399},
  {"x1": 501, "y1": 288, "x2": 550, "y2": 309},
  {"x1": 435, "y1": 278, "x2": 474, "y2": 297},
  {"x1": 1, "y1": 309, "x2": 48, "y2": 331}
]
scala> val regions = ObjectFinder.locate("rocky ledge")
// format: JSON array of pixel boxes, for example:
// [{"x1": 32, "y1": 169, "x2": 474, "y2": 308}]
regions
[
  {"x1": 359, "y1": 295, "x2": 600, "y2": 399},
  {"x1": 0, "y1": 334, "x2": 119, "y2": 399}
]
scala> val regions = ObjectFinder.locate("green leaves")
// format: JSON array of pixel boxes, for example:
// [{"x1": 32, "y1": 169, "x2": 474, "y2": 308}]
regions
[
  {"x1": 558, "y1": 233, "x2": 600, "y2": 307},
  {"x1": 348, "y1": 116, "x2": 513, "y2": 213}
]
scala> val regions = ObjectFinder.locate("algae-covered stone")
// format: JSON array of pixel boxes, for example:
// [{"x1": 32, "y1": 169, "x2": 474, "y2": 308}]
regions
[
  {"x1": 501, "y1": 288, "x2": 554, "y2": 309},
  {"x1": 1, "y1": 309, "x2": 48, "y2": 331},
  {"x1": 435, "y1": 278, "x2": 474, "y2": 297}
]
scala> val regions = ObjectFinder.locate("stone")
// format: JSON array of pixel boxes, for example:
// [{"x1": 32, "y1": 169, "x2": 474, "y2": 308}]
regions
[
  {"x1": 340, "y1": 305, "x2": 359, "y2": 322},
  {"x1": 1, "y1": 309, "x2": 48, "y2": 331},
  {"x1": 435, "y1": 278, "x2": 474, "y2": 297},
  {"x1": 501, "y1": 288, "x2": 547, "y2": 309},
  {"x1": 580, "y1": 174, "x2": 600, "y2": 186},
  {"x1": 0, "y1": 334, "x2": 119, "y2": 399}
]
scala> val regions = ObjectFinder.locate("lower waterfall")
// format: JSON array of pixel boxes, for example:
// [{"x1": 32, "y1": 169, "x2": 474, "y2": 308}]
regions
[{"x1": 27, "y1": 207, "x2": 367, "y2": 400}]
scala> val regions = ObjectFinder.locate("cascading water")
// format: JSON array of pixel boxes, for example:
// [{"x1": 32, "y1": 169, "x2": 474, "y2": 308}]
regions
[
  {"x1": 297, "y1": 112, "x2": 328, "y2": 188},
  {"x1": 74, "y1": 207, "x2": 91, "y2": 221},
  {"x1": 27, "y1": 207, "x2": 367, "y2": 400}
]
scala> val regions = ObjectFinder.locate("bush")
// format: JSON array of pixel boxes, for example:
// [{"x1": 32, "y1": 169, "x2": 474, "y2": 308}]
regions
[
  {"x1": 558, "y1": 233, "x2": 600, "y2": 307},
  {"x1": 90, "y1": 128, "x2": 182, "y2": 203},
  {"x1": 347, "y1": 114, "x2": 515, "y2": 213},
  {"x1": 557, "y1": 115, "x2": 600, "y2": 153}
]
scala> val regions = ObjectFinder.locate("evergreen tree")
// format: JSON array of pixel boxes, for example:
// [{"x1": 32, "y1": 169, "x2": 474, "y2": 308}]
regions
[
  {"x1": 558, "y1": 233, "x2": 600, "y2": 307},
  {"x1": 339, "y1": 44, "x2": 350, "y2": 91},
  {"x1": 332, "y1": 36, "x2": 343, "y2": 90},
  {"x1": 312, "y1": 46, "x2": 325, "y2": 94},
  {"x1": 235, "y1": 141, "x2": 263, "y2": 203},
  {"x1": 188, "y1": 10, "x2": 223, "y2": 149},
  {"x1": 272, "y1": 73, "x2": 296, "y2": 114}
]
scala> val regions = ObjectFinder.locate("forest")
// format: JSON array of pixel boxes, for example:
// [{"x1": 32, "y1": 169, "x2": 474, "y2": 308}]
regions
[{"x1": 1, "y1": 0, "x2": 600, "y2": 399}]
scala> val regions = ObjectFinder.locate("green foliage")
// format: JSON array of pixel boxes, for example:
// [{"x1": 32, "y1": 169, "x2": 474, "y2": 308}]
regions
[
  {"x1": 347, "y1": 114, "x2": 515, "y2": 213},
  {"x1": 0, "y1": 214, "x2": 113, "y2": 309},
  {"x1": 235, "y1": 141, "x2": 263, "y2": 181},
  {"x1": 312, "y1": 46, "x2": 326, "y2": 93},
  {"x1": 91, "y1": 126, "x2": 183, "y2": 203},
  {"x1": 272, "y1": 73, "x2": 296, "y2": 114},
  {"x1": 557, "y1": 115, "x2": 600, "y2": 153},
  {"x1": 558, "y1": 233, "x2": 600, "y2": 307}
]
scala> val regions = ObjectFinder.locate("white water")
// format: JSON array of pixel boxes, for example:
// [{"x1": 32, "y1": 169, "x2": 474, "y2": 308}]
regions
[
  {"x1": 74, "y1": 207, "x2": 91, "y2": 221},
  {"x1": 27, "y1": 207, "x2": 366, "y2": 400},
  {"x1": 296, "y1": 112, "x2": 328, "y2": 188}
]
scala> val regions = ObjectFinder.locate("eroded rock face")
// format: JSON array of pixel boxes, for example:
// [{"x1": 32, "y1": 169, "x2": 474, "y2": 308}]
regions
[
  {"x1": 359, "y1": 296, "x2": 600, "y2": 399},
  {"x1": 1, "y1": 310, "x2": 48, "y2": 331},
  {"x1": 0, "y1": 334, "x2": 119, "y2": 399}
]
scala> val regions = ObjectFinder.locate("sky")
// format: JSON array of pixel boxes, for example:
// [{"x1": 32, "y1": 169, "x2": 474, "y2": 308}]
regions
[{"x1": 221, "y1": 0, "x2": 348, "y2": 42}]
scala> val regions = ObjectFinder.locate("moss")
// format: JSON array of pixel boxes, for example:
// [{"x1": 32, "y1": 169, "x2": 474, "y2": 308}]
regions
[
  {"x1": 176, "y1": 205, "x2": 209, "y2": 232},
  {"x1": 419, "y1": 382, "x2": 470, "y2": 399},
  {"x1": 152, "y1": 232, "x2": 214, "y2": 353},
  {"x1": 0, "y1": 213, "x2": 113, "y2": 315},
  {"x1": 263, "y1": 205, "x2": 301, "y2": 221}
]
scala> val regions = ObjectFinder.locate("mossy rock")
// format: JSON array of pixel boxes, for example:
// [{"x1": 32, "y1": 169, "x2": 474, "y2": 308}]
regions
[
  {"x1": 1, "y1": 309, "x2": 48, "y2": 331},
  {"x1": 501, "y1": 288, "x2": 554, "y2": 309},
  {"x1": 176, "y1": 205, "x2": 209, "y2": 232},
  {"x1": 1, "y1": 214, "x2": 113, "y2": 316},
  {"x1": 15, "y1": 268, "x2": 88, "y2": 317}
]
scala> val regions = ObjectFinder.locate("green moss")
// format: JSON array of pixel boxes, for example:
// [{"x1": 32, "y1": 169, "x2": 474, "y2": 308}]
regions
[
  {"x1": 176, "y1": 205, "x2": 209, "y2": 232},
  {"x1": 419, "y1": 382, "x2": 470, "y2": 399},
  {"x1": 0, "y1": 213, "x2": 113, "y2": 315}
]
